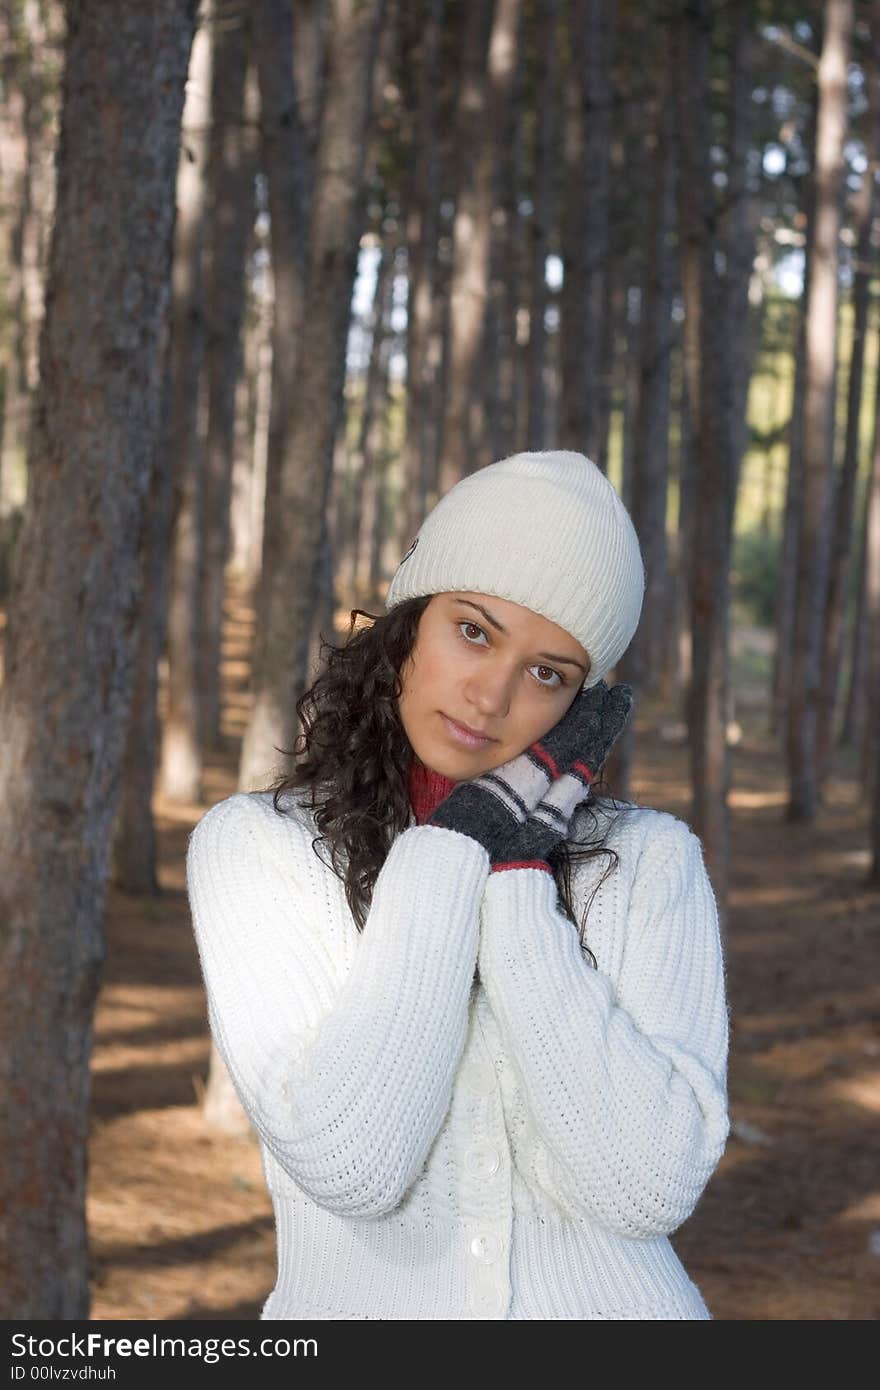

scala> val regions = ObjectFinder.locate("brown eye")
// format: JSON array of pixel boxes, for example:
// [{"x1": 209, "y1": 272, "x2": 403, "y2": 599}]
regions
[
  {"x1": 531, "y1": 663, "x2": 564, "y2": 690},
  {"x1": 457, "y1": 620, "x2": 488, "y2": 645}
]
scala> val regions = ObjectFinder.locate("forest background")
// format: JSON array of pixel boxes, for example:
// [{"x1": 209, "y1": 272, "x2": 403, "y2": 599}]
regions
[{"x1": 0, "y1": 0, "x2": 878, "y2": 1320}]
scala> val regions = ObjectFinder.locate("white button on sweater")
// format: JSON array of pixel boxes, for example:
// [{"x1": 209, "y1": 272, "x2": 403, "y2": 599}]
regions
[{"x1": 185, "y1": 778, "x2": 730, "y2": 1320}]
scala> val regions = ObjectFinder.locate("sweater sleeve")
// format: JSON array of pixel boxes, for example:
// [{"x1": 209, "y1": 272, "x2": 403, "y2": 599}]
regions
[
  {"x1": 186, "y1": 793, "x2": 491, "y2": 1219},
  {"x1": 476, "y1": 818, "x2": 730, "y2": 1239}
]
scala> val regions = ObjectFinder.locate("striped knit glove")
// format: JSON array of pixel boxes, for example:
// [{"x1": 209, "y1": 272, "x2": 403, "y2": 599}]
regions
[
  {"x1": 428, "y1": 680, "x2": 632, "y2": 864},
  {"x1": 427, "y1": 739, "x2": 559, "y2": 862},
  {"x1": 489, "y1": 680, "x2": 635, "y2": 874}
]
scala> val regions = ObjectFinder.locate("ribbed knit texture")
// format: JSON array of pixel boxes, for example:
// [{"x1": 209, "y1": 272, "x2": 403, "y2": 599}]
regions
[
  {"x1": 186, "y1": 784, "x2": 730, "y2": 1320},
  {"x1": 408, "y1": 760, "x2": 554, "y2": 875},
  {"x1": 407, "y1": 759, "x2": 458, "y2": 824},
  {"x1": 384, "y1": 450, "x2": 646, "y2": 690}
]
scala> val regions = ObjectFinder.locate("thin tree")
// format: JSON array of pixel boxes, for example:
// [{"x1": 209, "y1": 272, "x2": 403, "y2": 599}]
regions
[
  {"x1": 0, "y1": 0, "x2": 198, "y2": 1317},
  {"x1": 867, "y1": 358, "x2": 880, "y2": 883},
  {"x1": 440, "y1": 0, "x2": 522, "y2": 491},
  {"x1": 525, "y1": 0, "x2": 561, "y2": 450},
  {"x1": 817, "y1": 17, "x2": 879, "y2": 791},
  {"x1": 159, "y1": 2, "x2": 215, "y2": 804},
  {"x1": 199, "y1": 0, "x2": 258, "y2": 751},
  {"x1": 558, "y1": 0, "x2": 615, "y2": 459},
  {"x1": 787, "y1": 0, "x2": 853, "y2": 821},
  {"x1": 401, "y1": 0, "x2": 445, "y2": 543},
  {"x1": 672, "y1": 0, "x2": 757, "y2": 922},
  {"x1": 615, "y1": 7, "x2": 676, "y2": 791}
]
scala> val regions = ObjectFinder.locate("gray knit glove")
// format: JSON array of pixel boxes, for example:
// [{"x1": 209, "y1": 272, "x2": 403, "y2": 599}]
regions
[
  {"x1": 427, "y1": 745, "x2": 548, "y2": 861},
  {"x1": 490, "y1": 680, "x2": 634, "y2": 873},
  {"x1": 427, "y1": 680, "x2": 632, "y2": 862}
]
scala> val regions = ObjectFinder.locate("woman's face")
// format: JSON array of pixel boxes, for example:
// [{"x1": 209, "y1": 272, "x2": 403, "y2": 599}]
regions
[{"x1": 397, "y1": 591, "x2": 591, "y2": 779}]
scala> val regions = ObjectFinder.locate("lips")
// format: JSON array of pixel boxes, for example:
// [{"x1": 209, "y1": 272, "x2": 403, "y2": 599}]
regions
[{"x1": 441, "y1": 714, "x2": 496, "y2": 747}]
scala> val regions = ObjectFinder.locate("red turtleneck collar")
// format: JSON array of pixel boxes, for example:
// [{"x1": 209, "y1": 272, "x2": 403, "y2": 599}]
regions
[{"x1": 406, "y1": 759, "x2": 459, "y2": 825}]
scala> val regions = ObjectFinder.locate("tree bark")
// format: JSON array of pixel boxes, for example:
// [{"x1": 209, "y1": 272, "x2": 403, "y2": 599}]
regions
[
  {"x1": 866, "y1": 360, "x2": 880, "y2": 881},
  {"x1": 525, "y1": 0, "x2": 560, "y2": 450},
  {"x1": 251, "y1": 0, "x2": 315, "y2": 563},
  {"x1": 229, "y1": 200, "x2": 272, "y2": 583},
  {"x1": 352, "y1": 241, "x2": 395, "y2": 599},
  {"x1": 816, "y1": 23, "x2": 879, "y2": 790},
  {"x1": 0, "y1": 0, "x2": 197, "y2": 1317},
  {"x1": 111, "y1": 362, "x2": 175, "y2": 894},
  {"x1": 787, "y1": 0, "x2": 853, "y2": 822},
  {"x1": 239, "y1": 0, "x2": 385, "y2": 789},
  {"x1": 440, "y1": 0, "x2": 521, "y2": 491},
  {"x1": 558, "y1": 0, "x2": 615, "y2": 458},
  {"x1": 672, "y1": 0, "x2": 740, "y2": 923},
  {"x1": 771, "y1": 68, "x2": 820, "y2": 745},
  {"x1": 772, "y1": 303, "x2": 809, "y2": 740},
  {"x1": 199, "y1": 0, "x2": 258, "y2": 752},
  {"x1": 158, "y1": 2, "x2": 214, "y2": 804},
  {"x1": 401, "y1": 0, "x2": 445, "y2": 545},
  {"x1": 624, "y1": 30, "x2": 676, "y2": 697},
  {"x1": 840, "y1": 409, "x2": 874, "y2": 753}
]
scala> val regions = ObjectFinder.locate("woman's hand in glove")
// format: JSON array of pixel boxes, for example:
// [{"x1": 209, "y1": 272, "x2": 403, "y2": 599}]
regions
[
  {"x1": 426, "y1": 731, "x2": 560, "y2": 862},
  {"x1": 487, "y1": 679, "x2": 634, "y2": 874},
  {"x1": 427, "y1": 679, "x2": 633, "y2": 865}
]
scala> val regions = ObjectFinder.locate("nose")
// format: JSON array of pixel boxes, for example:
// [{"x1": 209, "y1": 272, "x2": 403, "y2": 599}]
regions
[{"x1": 463, "y1": 664, "x2": 514, "y2": 720}]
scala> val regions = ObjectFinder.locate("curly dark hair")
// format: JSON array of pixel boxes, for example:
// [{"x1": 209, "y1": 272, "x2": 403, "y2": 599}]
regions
[{"x1": 264, "y1": 596, "x2": 631, "y2": 968}]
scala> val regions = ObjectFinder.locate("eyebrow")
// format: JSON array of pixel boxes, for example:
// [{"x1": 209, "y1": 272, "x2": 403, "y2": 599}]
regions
[{"x1": 453, "y1": 598, "x2": 590, "y2": 674}]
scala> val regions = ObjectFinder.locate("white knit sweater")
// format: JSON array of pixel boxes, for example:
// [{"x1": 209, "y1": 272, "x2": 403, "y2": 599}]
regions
[{"x1": 185, "y1": 787, "x2": 730, "y2": 1320}]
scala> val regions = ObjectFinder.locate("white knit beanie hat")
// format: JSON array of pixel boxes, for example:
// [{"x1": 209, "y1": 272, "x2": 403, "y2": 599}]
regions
[{"x1": 385, "y1": 449, "x2": 646, "y2": 690}]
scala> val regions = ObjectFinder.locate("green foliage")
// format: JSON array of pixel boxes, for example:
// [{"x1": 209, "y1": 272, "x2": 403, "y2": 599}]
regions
[{"x1": 732, "y1": 527, "x2": 780, "y2": 628}]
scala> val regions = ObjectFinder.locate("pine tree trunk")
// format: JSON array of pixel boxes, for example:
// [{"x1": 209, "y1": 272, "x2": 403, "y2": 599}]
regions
[
  {"x1": 199, "y1": 1, "x2": 258, "y2": 751},
  {"x1": 158, "y1": 3, "x2": 214, "y2": 804},
  {"x1": 721, "y1": 0, "x2": 763, "y2": 742},
  {"x1": 489, "y1": 23, "x2": 525, "y2": 464},
  {"x1": 840, "y1": 418, "x2": 873, "y2": 751},
  {"x1": 343, "y1": 242, "x2": 391, "y2": 593},
  {"x1": 251, "y1": 0, "x2": 314, "y2": 568},
  {"x1": 626, "y1": 35, "x2": 675, "y2": 695},
  {"x1": 112, "y1": 362, "x2": 175, "y2": 894},
  {"x1": 353, "y1": 243, "x2": 395, "y2": 598},
  {"x1": 772, "y1": 311, "x2": 808, "y2": 737},
  {"x1": 866, "y1": 382, "x2": 880, "y2": 880},
  {"x1": 238, "y1": 0, "x2": 385, "y2": 780},
  {"x1": 401, "y1": 0, "x2": 445, "y2": 545},
  {"x1": 859, "y1": 263, "x2": 880, "y2": 803},
  {"x1": 525, "y1": 0, "x2": 560, "y2": 449},
  {"x1": 787, "y1": 0, "x2": 853, "y2": 821},
  {"x1": 816, "y1": 33, "x2": 879, "y2": 787},
  {"x1": 671, "y1": 346, "x2": 695, "y2": 704},
  {"x1": 619, "y1": 63, "x2": 650, "y2": 500},
  {"x1": 230, "y1": 221, "x2": 272, "y2": 582},
  {"x1": 771, "y1": 72, "x2": 820, "y2": 745},
  {"x1": 673, "y1": 0, "x2": 735, "y2": 921},
  {"x1": 0, "y1": 0, "x2": 197, "y2": 1317},
  {"x1": 480, "y1": 7, "x2": 522, "y2": 469},
  {"x1": 558, "y1": 0, "x2": 614, "y2": 458},
  {"x1": 440, "y1": 0, "x2": 521, "y2": 490}
]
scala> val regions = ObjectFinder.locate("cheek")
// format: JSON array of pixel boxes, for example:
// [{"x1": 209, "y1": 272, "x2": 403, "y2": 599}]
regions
[
  {"x1": 421, "y1": 628, "x2": 459, "y2": 682},
  {"x1": 521, "y1": 694, "x2": 573, "y2": 745},
  {"x1": 399, "y1": 641, "x2": 445, "y2": 707}
]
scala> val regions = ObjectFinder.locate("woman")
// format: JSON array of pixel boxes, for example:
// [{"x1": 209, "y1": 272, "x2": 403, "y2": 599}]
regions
[{"x1": 186, "y1": 449, "x2": 730, "y2": 1320}]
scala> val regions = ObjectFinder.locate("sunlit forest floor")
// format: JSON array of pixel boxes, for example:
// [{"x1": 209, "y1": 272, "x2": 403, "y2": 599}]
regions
[{"x1": 73, "y1": 571, "x2": 879, "y2": 1320}]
